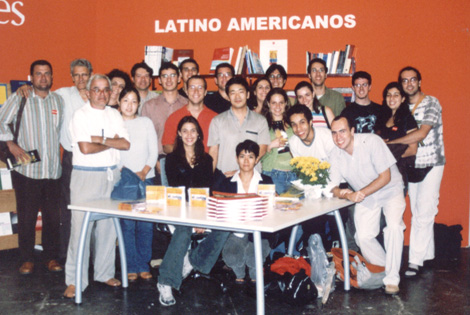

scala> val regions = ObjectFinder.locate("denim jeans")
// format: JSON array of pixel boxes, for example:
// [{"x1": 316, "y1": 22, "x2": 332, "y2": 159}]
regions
[
  {"x1": 262, "y1": 169, "x2": 297, "y2": 195},
  {"x1": 119, "y1": 177, "x2": 155, "y2": 274},
  {"x1": 158, "y1": 226, "x2": 230, "y2": 290}
]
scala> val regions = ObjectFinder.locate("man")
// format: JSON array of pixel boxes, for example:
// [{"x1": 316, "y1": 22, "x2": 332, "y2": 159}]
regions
[
  {"x1": 64, "y1": 74, "x2": 130, "y2": 298},
  {"x1": 204, "y1": 62, "x2": 234, "y2": 114},
  {"x1": 287, "y1": 104, "x2": 335, "y2": 160},
  {"x1": 388, "y1": 66, "x2": 445, "y2": 278},
  {"x1": 177, "y1": 58, "x2": 199, "y2": 98},
  {"x1": 208, "y1": 77, "x2": 270, "y2": 176},
  {"x1": 131, "y1": 61, "x2": 158, "y2": 114},
  {"x1": 162, "y1": 75, "x2": 217, "y2": 153},
  {"x1": 0, "y1": 60, "x2": 64, "y2": 274},
  {"x1": 16, "y1": 58, "x2": 93, "y2": 261},
  {"x1": 330, "y1": 116, "x2": 405, "y2": 295},
  {"x1": 308, "y1": 58, "x2": 346, "y2": 116},
  {"x1": 341, "y1": 71, "x2": 384, "y2": 133}
]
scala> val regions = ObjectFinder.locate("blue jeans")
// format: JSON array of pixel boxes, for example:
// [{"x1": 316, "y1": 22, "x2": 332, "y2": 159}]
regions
[
  {"x1": 119, "y1": 177, "x2": 155, "y2": 274},
  {"x1": 158, "y1": 226, "x2": 230, "y2": 289},
  {"x1": 263, "y1": 169, "x2": 297, "y2": 195}
]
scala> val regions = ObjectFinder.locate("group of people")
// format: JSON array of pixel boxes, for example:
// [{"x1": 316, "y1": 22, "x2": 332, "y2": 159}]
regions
[{"x1": 0, "y1": 56, "x2": 444, "y2": 305}]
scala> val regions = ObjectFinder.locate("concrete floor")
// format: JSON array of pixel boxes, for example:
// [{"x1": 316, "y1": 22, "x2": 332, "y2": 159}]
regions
[{"x1": 0, "y1": 247, "x2": 468, "y2": 315}]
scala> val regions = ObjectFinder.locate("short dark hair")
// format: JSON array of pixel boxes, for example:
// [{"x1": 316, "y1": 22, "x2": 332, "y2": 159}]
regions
[
  {"x1": 225, "y1": 77, "x2": 249, "y2": 95},
  {"x1": 107, "y1": 69, "x2": 132, "y2": 89},
  {"x1": 265, "y1": 64, "x2": 287, "y2": 80},
  {"x1": 215, "y1": 62, "x2": 235, "y2": 77},
  {"x1": 332, "y1": 115, "x2": 354, "y2": 130},
  {"x1": 118, "y1": 86, "x2": 141, "y2": 104},
  {"x1": 307, "y1": 58, "x2": 328, "y2": 74},
  {"x1": 352, "y1": 71, "x2": 372, "y2": 86},
  {"x1": 30, "y1": 60, "x2": 52, "y2": 76},
  {"x1": 236, "y1": 140, "x2": 260, "y2": 158},
  {"x1": 286, "y1": 104, "x2": 313, "y2": 126},
  {"x1": 159, "y1": 62, "x2": 179, "y2": 77},
  {"x1": 186, "y1": 75, "x2": 207, "y2": 90},
  {"x1": 131, "y1": 61, "x2": 153, "y2": 78},
  {"x1": 398, "y1": 66, "x2": 422, "y2": 82},
  {"x1": 179, "y1": 58, "x2": 199, "y2": 73}
]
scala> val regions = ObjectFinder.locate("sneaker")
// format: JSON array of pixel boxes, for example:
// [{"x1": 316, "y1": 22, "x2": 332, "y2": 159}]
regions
[
  {"x1": 385, "y1": 284, "x2": 400, "y2": 295},
  {"x1": 405, "y1": 264, "x2": 420, "y2": 278},
  {"x1": 182, "y1": 252, "x2": 193, "y2": 280},
  {"x1": 157, "y1": 283, "x2": 175, "y2": 306}
]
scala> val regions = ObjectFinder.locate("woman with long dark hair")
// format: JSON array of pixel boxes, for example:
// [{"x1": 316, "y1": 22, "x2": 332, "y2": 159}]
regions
[
  {"x1": 294, "y1": 81, "x2": 334, "y2": 128},
  {"x1": 247, "y1": 76, "x2": 272, "y2": 114}
]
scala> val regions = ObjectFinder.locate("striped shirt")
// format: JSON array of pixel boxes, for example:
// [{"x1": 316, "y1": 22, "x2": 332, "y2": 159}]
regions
[{"x1": 0, "y1": 91, "x2": 64, "y2": 179}]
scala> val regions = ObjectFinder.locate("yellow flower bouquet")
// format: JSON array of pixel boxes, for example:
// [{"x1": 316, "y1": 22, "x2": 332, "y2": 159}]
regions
[{"x1": 290, "y1": 156, "x2": 331, "y2": 188}]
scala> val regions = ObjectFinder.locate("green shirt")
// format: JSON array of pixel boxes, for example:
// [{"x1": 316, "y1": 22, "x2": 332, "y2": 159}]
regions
[
  {"x1": 317, "y1": 87, "x2": 346, "y2": 117},
  {"x1": 261, "y1": 127, "x2": 295, "y2": 172}
]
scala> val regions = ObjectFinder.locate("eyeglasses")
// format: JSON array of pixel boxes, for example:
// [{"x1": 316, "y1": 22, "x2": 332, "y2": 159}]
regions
[
  {"x1": 311, "y1": 68, "x2": 325, "y2": 73},
  {"x1": 354, "y1": 83, "x2": 369, "y2": 88},
  {"x1": 216, "y1": 73, "x2": 232, "y2": 78},
  {"x1": 401, "y1": 77, "x2": 419, "y2": 84},
  {"x1": 269, "y1": 74, "x2": 283, "y2": 80},
  {"x1": 161, "y1": 73, "x2": 178, "y2": 79},
  {"x1": 91, "y1": 87, "x2": 111, "y2": 94},
  {"x1": 188, "y1": 85, "x2": 205, "y2": 91}
]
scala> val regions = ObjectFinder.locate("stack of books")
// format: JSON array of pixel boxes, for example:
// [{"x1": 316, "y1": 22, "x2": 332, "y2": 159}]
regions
[
  {"x1": 207, "y1": 192, "x2": 268, "y2": 221},
  {"x1": 306, "y1": 44, "x2": 355, "y2": 75}
]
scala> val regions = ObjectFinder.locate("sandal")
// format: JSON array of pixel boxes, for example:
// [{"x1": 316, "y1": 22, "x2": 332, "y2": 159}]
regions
[
  {"x1": 405, "y1": 266, "x2": 420, "y2": 278},
  {"x1": 139, "y1": 271, "x2": 153, "y2": 280},
  {"x1": 128, "y1": 273, "x2": 138, "y2": 282}
]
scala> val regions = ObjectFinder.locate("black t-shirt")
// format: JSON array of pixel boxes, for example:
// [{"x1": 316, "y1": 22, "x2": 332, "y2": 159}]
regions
[
  {"x1": 204, "y1": 91, "x2": 231, "y2": 114},
  {"x1": 379, "y1": 114, "x2": 418, "y2": 141},
  {"x1": 341, "y1": 101, "x2": 385, "y2": 133},
  {"x1": 178, "y1": 87, "x2": 188, "y2": 99}
]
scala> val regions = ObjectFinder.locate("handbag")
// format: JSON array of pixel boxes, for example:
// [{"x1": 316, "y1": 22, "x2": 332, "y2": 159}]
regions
[
  {"x1": 111, "y1": 167, "x2": 146, "y2": 200},
  {"x1": 407, "y1": 165, "x2": 432, "y2": 183},
  {"x1": 0, "y1": 97, "x2": 27, "y2": 163}
]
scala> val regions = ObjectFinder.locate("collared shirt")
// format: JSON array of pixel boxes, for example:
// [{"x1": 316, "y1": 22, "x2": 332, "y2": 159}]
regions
[
  {"x1": 162, "y1": 105, "x2": 217, "y2": 152},
  {"x1": 409, "y1": 95, "x2": 445, "y2": 168},
  {"x1": 141, "y1": 93, "x2": 187, "y2": 154},
  {"x1": 329, "y1": 133, "x2": 403, "y2": 209},
  {"x1": 137, "y1": 90, "x2": 159, "y2": 115},
  {"x1": 289, "y1": 126, "x2": 335, "y2": 161},
  {"x1": 231, "y1": 169, "x2": 263, "y2": 194},
  {"x1": 317, "y1": 87, "x2": 346, "y2": 117},
  {"x1": 55, "y1": 86, "x2": 87, "y2": 151},
  {"x1": 0, "y1": 91, "x2": 64, "y2": 179},
  {"x1": 207, "y1": 108, "x2": 270, "y2": 173},
  {"x1": 69, "y1": 102, "x2": 129, "y2": 167}
]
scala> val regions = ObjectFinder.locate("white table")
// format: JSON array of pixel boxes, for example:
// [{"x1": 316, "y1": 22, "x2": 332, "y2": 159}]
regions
[{"x1": 69, "y1": 197, "x2": 353, "y2": 315}]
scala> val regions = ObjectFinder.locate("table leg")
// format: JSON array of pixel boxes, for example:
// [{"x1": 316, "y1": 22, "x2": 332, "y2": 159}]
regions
[
  {"x1": 333, "y1": 209, "x2": 350, "y2": 291},
  {"x1": 112, "y1": 217, "x2": 128, "y2": 288},
  {"x1": 75, "y1": 212, "x2": 91, "y2": 304},
  {"x1": 253, "y1": 231, "x2": 265, "y2": 315},
  {"x1": 287, "y1": 225, "x2": 299, "y2": 256}
]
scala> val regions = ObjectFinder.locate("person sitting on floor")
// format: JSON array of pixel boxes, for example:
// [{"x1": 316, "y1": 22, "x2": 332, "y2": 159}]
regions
[{"x1": 218, "y1": 140, "x2": 274, "y2": 283}]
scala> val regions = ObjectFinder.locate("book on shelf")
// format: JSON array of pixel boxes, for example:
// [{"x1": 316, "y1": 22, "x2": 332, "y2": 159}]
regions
[
  {"x1": 259, "y1": 39, "x2": 288, "y2": 73},
  {"x1": 6, "y1": 149, "x2": 41, "y2": 170},
  {"x1": 209, "y1": 47, "x2": 234, "y2": 74},
  {"x1": 306, "y1": 44, "x2": 356, "y2": 75},
  {"x1": 172, "y1": 49, "x2": 194, "y2": 67},
  {"x1": 144, "y1": 46, "x2": 174, "y2": 75}
]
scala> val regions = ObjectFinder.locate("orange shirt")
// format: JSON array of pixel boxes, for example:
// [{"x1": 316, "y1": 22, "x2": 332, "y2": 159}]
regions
[{"x1": 162, "y1": 106, "x2": 217, "y2": 152}]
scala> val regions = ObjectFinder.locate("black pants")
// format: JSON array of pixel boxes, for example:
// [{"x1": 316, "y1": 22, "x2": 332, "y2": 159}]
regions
[
  {"x1": 11, "y1": 171, "x2": 60, "y2": 262},
  {"x1": 59, "y1": 150, "x2": 73, "y2": 260}
]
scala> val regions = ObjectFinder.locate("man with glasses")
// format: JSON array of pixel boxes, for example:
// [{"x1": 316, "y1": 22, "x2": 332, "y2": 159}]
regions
[
  {"x1": 308, "y1": 58, "x2": 346, "y2": 116},
  {"x1": 204, "y1": 62, "x2": 234, "y2": 114},
  {"x1": 178, "y1": 59, "x2": 199, "y2": 99},
  {"x1": 388, "y1": 66, "x2": 445, "y2": 278},
  {"x1": 341, "y1": 71, "x2": 384, "y2": 133},
  {"x1": 162, "y1": 75, "x2": 217, "y2": 153},
  {"x1": 64, "y1": 74, "x2": 130, "y2": 298},
  {"x1": 131, "y1": 61, "x2": 158, "y2": 114}
]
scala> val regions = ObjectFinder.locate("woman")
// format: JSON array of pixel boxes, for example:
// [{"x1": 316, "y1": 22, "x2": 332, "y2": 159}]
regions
[
  {"x1": 248, "y1": 76, "x2": 272, "y2": 114},
  {"x1": 219, "y1": 140, "x2": 273, "y2": 283},
  {"x1": 118, "y1": 87, "x2": 158, "y2": 282},
  {"x1": 107, "y1": 69, "x2": 133, "y2": 109},
  {"x1": 260, "y1": 88, "x2": 296, "y2": 195},
  {"x1": 379, "y1": 81, "x2": 418, "y2": 188},
  {"x1": 157, "y1": 116, "x2": 230, "y2": 306},
  {"x1": 294, "y1": 81, "x2": 334, "y2": 128}
]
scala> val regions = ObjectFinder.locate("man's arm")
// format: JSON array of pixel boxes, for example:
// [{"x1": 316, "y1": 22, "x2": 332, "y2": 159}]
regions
[
  {"x1": 388, "y1": 124, "x2": 432, "y2": 145},
  {"x1": 208, "y1": 145, "x2": 219, "y2": 172},
  {"x1": 335, "y1": 168, "x2": 391, "y2": 203},
  {"x1": 78, "y1": 134, "x2": 130, "y2": 155}
]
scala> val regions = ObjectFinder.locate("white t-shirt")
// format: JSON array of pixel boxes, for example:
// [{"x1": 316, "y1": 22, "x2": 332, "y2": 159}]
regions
[{"x1": 289, "y1": 126, "x2": 335, "y2": 161}]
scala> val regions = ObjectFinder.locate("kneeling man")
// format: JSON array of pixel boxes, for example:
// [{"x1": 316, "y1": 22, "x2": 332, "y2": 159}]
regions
[{"x1": 329, "y1": 116, "x2": 405, "y2": 295}]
